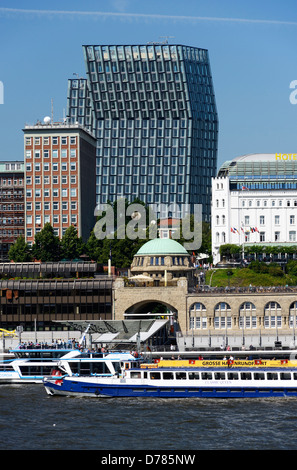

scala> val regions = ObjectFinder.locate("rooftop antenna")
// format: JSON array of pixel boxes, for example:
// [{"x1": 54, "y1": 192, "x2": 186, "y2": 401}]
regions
[
  {"x1": 51, "y1": 98, "x2": 54, "y2": 124},
  {"x1": 159, "y1": 36, "x2": 175, "y2": 44}
]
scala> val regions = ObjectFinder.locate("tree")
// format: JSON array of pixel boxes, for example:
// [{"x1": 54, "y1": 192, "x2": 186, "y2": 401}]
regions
[
  {"x1": 8, "y1": 236, "x2": 33, "y2": 262},
  {"x1": 60, "y1": 226, "x2": 85, "y2": 260},
  {"x1": 85, "y1": 230, "x2": 104, "y2": 261},
  {"x1": 32, "y1": 223, "x2": 61, "y2": 262}
]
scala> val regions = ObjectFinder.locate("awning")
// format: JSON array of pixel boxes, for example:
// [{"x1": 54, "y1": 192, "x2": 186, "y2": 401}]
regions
[
  {"x1": 128, "y1": 274, "x2": 152, "y2": 282},
  {"x1": 56, "y1": 319, "x2": 168, "y2": 344}
]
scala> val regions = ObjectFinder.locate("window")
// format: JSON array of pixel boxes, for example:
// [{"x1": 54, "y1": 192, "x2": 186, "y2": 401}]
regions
[
  {"x1": 189, "y1": 303, "x2": 207, "y2": 330},
  {"x1": 214, "y1": 303, "x2": 231, "y2": 329},
  {"x1": 290, "y1": 215, "x2": 295, "y2": 225},
  {"x1": 264, "y1": 302, "x2": 281, "y2": 328},
  {"x1": 289, "y1": 231, "x2": 296, "y2": 242},
  {"x1": 260, "y1": 215, "x2": 265, "y2": 225},
  {"x1": 275, "y1": 232, "x2": 280, "y2": 242},
  {"x1": 260, "y1": 232, "x2": 265, "y2": 242},
  {"x1": 275, "y1": 215, "x2": 280, "y2": 225}
]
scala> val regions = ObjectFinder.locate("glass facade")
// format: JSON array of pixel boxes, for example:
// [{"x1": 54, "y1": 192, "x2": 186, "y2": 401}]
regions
[
  {"x1": 67, "y1": 44, "x2": 218, "y2": 221},
  {"x1": 217, "y1": 155, "x2": 297, "y2": 192}
]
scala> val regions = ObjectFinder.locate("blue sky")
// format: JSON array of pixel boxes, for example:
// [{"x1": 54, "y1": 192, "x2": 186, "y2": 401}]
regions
[{"x1": 0, "y1": 0, "x2": 296, "y2": 169}]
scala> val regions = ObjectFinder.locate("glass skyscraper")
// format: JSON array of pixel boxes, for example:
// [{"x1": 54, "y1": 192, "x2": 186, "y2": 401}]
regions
[{"x1": 67, "y1": 44, "x2": 218, "y2": 221}]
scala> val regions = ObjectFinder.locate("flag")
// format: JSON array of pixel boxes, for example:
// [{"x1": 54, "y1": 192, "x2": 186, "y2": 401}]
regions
[{"x1": 241, "y1": 186, "x2": 249, "y2": 190}]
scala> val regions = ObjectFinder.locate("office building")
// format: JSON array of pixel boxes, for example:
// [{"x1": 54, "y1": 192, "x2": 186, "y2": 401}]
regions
[
  {"x1": 67, "y1": 43, "x2": 218, "y2": 220},
  {"x1": 23, "y1": 121, "x2": 96, "y2": 244},
  {"x1": 0, "y1": 161, "x2": 25, "y2": 260},
  {"x1": 212, "y1": 154, "x2": 297, "y2": 264}
]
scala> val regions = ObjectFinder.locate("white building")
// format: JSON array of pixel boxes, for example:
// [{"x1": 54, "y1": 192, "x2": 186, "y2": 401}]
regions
[{"x1": 212, "y1": 154, "x2": 297, "y2": 265}]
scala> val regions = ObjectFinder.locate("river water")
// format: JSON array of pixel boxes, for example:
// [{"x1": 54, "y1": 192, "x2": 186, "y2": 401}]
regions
[{"x1": 1, "y1": 384, "x2": 297, "y2": 451}]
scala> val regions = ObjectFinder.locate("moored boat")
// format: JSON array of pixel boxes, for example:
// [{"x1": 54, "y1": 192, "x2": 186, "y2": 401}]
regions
[
  {"x1": 43, "y1": 356, "x2": 297, "y2": 398},
  {"x1": 0, "y1": 347, "x2": 138, "y2": 384}
]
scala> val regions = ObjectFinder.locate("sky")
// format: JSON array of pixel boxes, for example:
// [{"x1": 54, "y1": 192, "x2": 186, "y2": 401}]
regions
[{"x1": 0, "y1": 0, "x2": 296, "y2": 170}]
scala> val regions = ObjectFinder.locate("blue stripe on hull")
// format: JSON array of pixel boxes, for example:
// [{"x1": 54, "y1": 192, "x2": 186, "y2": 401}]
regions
[{"x1": 46, "y1": 382, "x2": 297, "y2": 398}]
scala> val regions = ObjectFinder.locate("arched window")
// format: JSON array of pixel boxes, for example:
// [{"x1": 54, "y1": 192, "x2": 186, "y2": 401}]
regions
[
  {"x1": 239, "y1": 302, "x2": 257, "y2": 329},
  {"x1": 214, "y1": 302, "x2": 231, "y2": 329},
  {"x1": 189, "y1": 302, "x2": 207, "y2": 330},
  {"x1": 289, "y1": 301, "x2": 297, "y2": 328},
  {"x1": 264, "y1": 302, "x2": 281, "y2": 328}
]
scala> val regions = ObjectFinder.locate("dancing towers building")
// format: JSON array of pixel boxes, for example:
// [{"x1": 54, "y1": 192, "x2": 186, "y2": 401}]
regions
[{"x1": 67, "y1": 44, "x2": 218, "y2": 221}]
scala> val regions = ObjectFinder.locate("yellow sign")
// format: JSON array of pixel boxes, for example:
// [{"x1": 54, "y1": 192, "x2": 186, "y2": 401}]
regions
[
  {"x1": 142, "y1": 359, "x2": 297, "y2": 368},
  {"x1": 275, "y1": 153, "x2": 297, "y2": 161},
  {"x1": 0, "y1": 328, "x2": 17, "y2": 337}
]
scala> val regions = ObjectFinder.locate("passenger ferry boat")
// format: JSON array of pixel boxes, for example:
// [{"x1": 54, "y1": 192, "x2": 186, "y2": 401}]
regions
[
  {"x1": 0, "y1": 347, "x2": 136, "y2": 384},
  {"x1": 44, "y1": 355, "x2": 297, "y2": 398}
]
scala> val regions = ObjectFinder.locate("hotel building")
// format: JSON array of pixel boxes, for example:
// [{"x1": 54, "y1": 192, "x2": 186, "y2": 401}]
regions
[
  {"x1": 0, "y1": 161, "x2": 25, "y2": 260},
  {"x1": 66, "y1": 43, "x2": 218, "y2": 221},
  {"x1": 212, "y1": 154, "x2": 297, "y2": 264},
  {"x1": 23, "y1": 121, "x2": 96, "y2": 244}
]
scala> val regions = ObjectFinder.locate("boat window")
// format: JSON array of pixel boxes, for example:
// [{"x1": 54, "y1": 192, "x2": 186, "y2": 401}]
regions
[
  {"x1": 150, "y1": 372, "x2": 161, "y2": 380},
  {"x1": 201, "y1": 372, "x2": 212, "y2": 380},
  {"x1": 254, "y1": 373, "x2": 265, "y2": 380},
  {"x1": 227, "y1": 372, "x2": 239, "y2": 380},
  {"x1": 214, "y1": 372, "x2": 226, "y2": 380},
  {"x1": 280, "y1": 373, "x2": 291, "y2": 380},
  {"x1": 176, "y1": 372, "x2": 187, "y2": 380},
  {"x1": 293, "y1": 373, "x2": 297, "y2": 380},
  {"x1": 93, "y1": 362, "x2": 108, "y2": 375},
  {"x1": 80, "y1": 362, "x2": 92, "y2": 375},
  {"x1": 163, "y1": 372, "x2": 174, "y2": 380},
  {"x1": 241, "y1": 372, "x2": 252, "y2": 380},
  {"x1": 188, "y1": 372, "x2": 200, "y2": 380},
  {"x1": 19, "y1": 365, "x2": 53, "y2": 376},
  {"x1": 130, "y1": 371, "x2": 141, "y2": 378},
  {"x1": 267, "y1": 373, "x2": 278, "y2": 380}
]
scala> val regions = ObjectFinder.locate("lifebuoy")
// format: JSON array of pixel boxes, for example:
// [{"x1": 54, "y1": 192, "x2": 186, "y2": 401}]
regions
[{"x1": 54, "y1": 370, "x2": 63, "y2": 385}]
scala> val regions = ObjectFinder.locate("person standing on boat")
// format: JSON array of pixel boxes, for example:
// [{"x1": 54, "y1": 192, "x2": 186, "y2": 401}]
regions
[{"x1": 227, "y1": 356, "x2": 234, "y2": 368}]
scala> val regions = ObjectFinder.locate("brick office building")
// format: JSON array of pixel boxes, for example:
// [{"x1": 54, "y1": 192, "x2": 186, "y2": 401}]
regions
[
  {"x1": 23, "y1": 120, "x2": 96, "y2": 244},
  {"x1": 0, "y1": 161, "x2": 25, "y2": 260}
]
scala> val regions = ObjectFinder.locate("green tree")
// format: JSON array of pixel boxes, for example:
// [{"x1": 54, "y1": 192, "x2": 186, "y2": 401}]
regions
[
  {"x1": 60, "y1": 226, "x2": 85, "y2": 260},
  {"x1": 8, "y1": 236, "x2": 33, "y2": 262},
  {"x1": 32, "y1": 223, "x2": 61, "y2": 262},
  {"x1": 85, "y1": 230, "x2": 104, "y2": 261}
]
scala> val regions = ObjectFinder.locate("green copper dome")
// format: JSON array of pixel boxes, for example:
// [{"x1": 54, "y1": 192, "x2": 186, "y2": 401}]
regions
[{"x1": 136, "y1": 238, "x2": 189, "y2": 256}]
